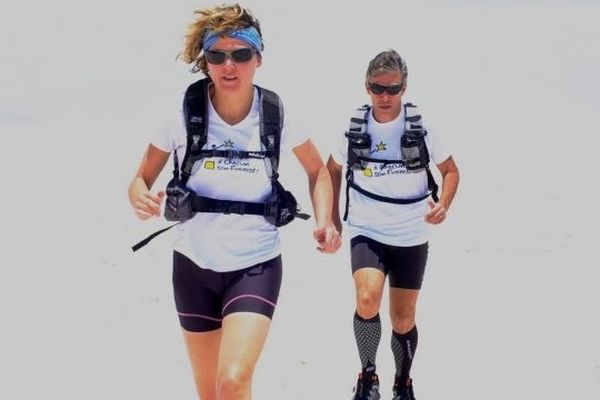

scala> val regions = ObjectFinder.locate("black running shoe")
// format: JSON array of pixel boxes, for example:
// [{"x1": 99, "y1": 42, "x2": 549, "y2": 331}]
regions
[
  {"x1": 351, "y1": 371, "x2": 381, "y2": 400},
  {"x1": 392, "y1": 377, "x2": 415, "y2": 400}
]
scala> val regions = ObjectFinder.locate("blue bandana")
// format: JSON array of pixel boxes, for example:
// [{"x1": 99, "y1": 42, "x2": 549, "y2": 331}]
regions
[{"x1": 202, "y1": 26, "x2": 263, "y2": 54}]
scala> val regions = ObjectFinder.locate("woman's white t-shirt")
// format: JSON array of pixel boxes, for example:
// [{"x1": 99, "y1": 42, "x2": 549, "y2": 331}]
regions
[{"x1": 152, "y1": 87, "x2": 308, "y2": 272}]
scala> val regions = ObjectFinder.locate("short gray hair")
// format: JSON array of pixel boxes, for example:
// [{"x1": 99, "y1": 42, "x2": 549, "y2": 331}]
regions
[{"x1": 365, "y1": 49, "x2": 408, "y2": 85}]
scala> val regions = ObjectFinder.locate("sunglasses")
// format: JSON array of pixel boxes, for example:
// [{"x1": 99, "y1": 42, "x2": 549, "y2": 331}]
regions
[
  {"x1": 205, "y1": 48, "x2": 256, "y2": 64},
  {"x1": 368, "y1": 82, "x2": 404, "y2": 95}
]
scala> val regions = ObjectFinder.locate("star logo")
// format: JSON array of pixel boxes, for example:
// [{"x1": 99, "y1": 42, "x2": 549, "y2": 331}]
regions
[
  {"x1": 375, "y1": 141, "x2": 386, "y2": 152},
  {"x1": 223, "y1": 139, "x2": 234, "y2": 148}
]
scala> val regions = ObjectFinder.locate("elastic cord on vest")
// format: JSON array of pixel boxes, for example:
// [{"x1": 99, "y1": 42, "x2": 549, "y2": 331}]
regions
[{"x1": 131, "y1": 222, "x2": 180, "y2": 252}]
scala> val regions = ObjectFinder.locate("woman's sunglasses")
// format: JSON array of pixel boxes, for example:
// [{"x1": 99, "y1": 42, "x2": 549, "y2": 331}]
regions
[
  {"x1": 205, "y1": 48, "x2": 256, "y2": 64},
  {"x1": 368, "y1": 82, "x2": 404, "y2": 95}
]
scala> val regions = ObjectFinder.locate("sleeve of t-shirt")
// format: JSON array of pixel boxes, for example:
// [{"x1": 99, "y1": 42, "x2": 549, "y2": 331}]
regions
[
  {"x1": 425, "y1": 123, "x2": 451, "y2": 165},
  {"x1": 150, "y1": 107, "x2": 185, "y2": 154},
  {"x1": 279, "y1": 105, "x2": 310, "y2": 153},
  {"x1": 328, "y1": 131, "x2": 347, "y2": 166},
  {"x1": 329, "y1": 114, "x2": 349, "y2": 166}
]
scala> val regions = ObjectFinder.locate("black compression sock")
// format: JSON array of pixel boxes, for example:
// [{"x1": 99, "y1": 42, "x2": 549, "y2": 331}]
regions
[
  {"x1": 353, "y1": 311, "x2": 381, "y2": 372},
  {"x1": 391, "y1": 325, "x2": 418, "y2": 382}
]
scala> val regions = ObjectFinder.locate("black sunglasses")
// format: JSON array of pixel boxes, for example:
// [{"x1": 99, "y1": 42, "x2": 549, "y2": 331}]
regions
[
  {"x1": 205, "y1": 48, "x2": 256, "y2": 64},
  {"x1": 368, "y1": 82, "x2": 403, "y2": 95}
]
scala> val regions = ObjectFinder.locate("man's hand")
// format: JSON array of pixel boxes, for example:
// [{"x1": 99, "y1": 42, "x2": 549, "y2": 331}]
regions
[{"x1": 425, "y1": 199, "x2": 447, "y2": 225}]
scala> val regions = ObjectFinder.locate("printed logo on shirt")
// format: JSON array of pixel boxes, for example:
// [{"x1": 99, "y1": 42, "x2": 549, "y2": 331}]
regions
[
  {"x1": 204, "y1": 140, "x2": 260, "y2": 175},
  {"x1": 220, "y1": 140, "x2": 235, "y2": 149},
  {"x1": 204, "y1": 161, "x2": 215, "y2": 169},
  {"x1": 374, "y1": 141, "x2": 387, "y2": 152},
  {"x1": 362, "y1": 140, "x2": 412, "y2": 178},
  {"x1": 214, "y1": 158, "x2": 259, "y2": 174},
  {"x1": 369, "y1": 163, "x2": 412, "y2": 178},
  {"x1": 361, "y1": 141, "x2": 384, "y2": 177}
]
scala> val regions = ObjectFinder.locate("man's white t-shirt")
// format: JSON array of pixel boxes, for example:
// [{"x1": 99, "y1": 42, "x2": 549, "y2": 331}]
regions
[
  {"x1": 152, "y1": 86, "x2": 308, "y2": 272},
  {"x1": 331, "y1": 104, "x2": 450, "y2": 246}
]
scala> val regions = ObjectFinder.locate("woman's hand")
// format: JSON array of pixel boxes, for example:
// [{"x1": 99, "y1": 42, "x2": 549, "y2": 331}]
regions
[
  {"x1": 313, "y1": 225, "x2": 342, "y2": 253},
  {"x1": 128, "y1": 144, "x2": 171, "y2": 220},
  {"x1": 132, "y1": 190, "x2": 165, "y2": 220}
]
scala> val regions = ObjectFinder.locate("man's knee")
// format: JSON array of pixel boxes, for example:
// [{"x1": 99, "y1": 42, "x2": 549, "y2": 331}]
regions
[
  {"x1": 390, "y1": 308, "x2": 416, "y2": 333},
  {"x1": 356, "y1": 289, "x2": 382, "y2": 318}
]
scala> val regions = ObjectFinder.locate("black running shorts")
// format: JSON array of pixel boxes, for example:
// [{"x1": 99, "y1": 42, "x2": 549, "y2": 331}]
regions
[
  {"x1": 350, "y1": 235, "x2": 428, "y2": 290},
  {"x1": 172, "y1": 251, "x2": 283, "y2": 332}
]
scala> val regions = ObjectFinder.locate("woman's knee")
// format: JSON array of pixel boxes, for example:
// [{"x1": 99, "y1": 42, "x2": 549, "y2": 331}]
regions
[{"x1": 217, "y1": 363, "x2": 253, "y2": 399}]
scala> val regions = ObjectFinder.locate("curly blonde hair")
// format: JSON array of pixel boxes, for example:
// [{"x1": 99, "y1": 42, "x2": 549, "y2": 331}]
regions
[{"x1": 180, "y1": 3, "x2": 263, "y2": 75}]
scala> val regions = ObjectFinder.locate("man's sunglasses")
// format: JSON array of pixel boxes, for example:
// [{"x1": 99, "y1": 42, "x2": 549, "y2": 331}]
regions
[
  {"x1": 205, "y1": 48, "x2": 256, "y2": 64},
  {"x1": 368, "y1": 82, "x2": 404, "y2": 95}
]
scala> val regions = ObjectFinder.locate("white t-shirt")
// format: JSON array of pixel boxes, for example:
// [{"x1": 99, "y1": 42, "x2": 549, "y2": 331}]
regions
[
  {"x1": 331, "y1": 104, "x2": 450, "y2": 246},
  {"x1": 152, "y1": 86, "x2": 308, "y2": 272}
]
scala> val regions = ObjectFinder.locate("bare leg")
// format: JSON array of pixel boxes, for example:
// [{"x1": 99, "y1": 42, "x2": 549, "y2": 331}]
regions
[
  {"x1": 182, "y1": 328, "x2": 222, "y2": 400},
  {"x1": 217, "y1": 312, "x2": 272, "y2": 400},
  {"x1": 353, "y1": 267, "x2": 385, "y2": 318},
  {"x1": 389, "y1": 288, "x2": 419, "y2": 333}
]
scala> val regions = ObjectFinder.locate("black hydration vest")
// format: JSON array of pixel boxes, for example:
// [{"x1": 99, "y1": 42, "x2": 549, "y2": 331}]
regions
[
  {"x1": 132, "y1": 78, "x2": 309, "y2": 252},
  {"x1": 343, "y1": 103, "x2": 439, "y2": 221}
]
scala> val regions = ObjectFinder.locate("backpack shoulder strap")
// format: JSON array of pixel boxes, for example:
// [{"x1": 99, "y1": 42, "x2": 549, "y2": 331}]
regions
[
  {"x1": 257, "y1": 86, "x2": 283, "y2": 180},
  {"x1": 404, "y1": 102, "x2": 425, "y2": 132},
  {"x1": 348, "y1": 104, "x2": 370, "y2": 134},
  {"x1": 346, "y1": 104, "x2": 371, "y2": 167},
  {"x1": 343, "y1": 105, "x2": 371, "y2": 220},
  {"x1": 180, "y1": 78, "x2": 210, "y2": 185}
]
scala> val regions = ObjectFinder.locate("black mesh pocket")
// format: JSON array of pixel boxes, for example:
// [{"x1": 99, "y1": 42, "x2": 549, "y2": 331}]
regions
[
  {"x1": 346, "y1": 131, "x2": 372, "y2": 170},
  {"x1": 401, "y1": 130, "x2": 429, "y2": 171},
  {"x1": 164, "y1": 177, "x2": 195, "y2": 221},
  {"x1": 264, "y1": 181, "x2": 304, "y2": 227}
]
